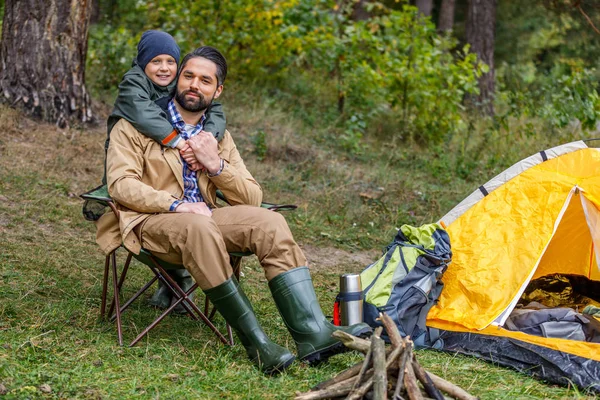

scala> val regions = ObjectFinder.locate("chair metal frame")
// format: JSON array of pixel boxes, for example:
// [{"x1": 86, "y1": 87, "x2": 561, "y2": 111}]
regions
[
  {"x1": 99, "y1": 200, "x2": 244, "y2": 346},
  {"x1": 82, "y1": 185, "x2": 296, "y2": 347}
]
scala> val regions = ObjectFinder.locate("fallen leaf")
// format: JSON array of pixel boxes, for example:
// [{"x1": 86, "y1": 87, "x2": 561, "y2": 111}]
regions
[
  {"x1": 165, "y1": 373, "x2": 179, "y2": 382},
  {"x1": 39, "y1": 384, "x2": 52, "y2": 393}
]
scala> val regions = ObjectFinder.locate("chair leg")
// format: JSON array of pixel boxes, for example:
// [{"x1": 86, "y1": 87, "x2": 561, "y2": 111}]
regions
[
  {"x1": 153, "y1": 267, "x2": 199, "y2": 320},
  {"x1": 100, "y1": 255, "x2": 110, "y2": 319},
  {"x1": 110, "y1": 275, "x2": 158, "y2": 323},
  {"x1": 102, "y1": 248, "x2": 235, "y2": 347},
  {"x1": 125, "y1": 257, "x2": 229, "y2": 346},
  {"x1": 108, "y1": 252, "x2": 132, "y2": 318},
  {"x1": 129, "y1": 283, "x2": 199, "y2": 347},
  {"x1": 153, "y1": 262, "x2": 229, "y2": 345},
  {"x1": 110, "y1": 251, "x2": 123, "y2": 346}
]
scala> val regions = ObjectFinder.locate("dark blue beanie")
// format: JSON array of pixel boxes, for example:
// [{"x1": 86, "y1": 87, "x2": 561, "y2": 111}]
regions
[{"x1": 136, "y1": 30, "x2": 180, "y2": 71}]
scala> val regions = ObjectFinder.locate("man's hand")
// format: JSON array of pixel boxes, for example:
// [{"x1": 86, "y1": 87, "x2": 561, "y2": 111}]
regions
[
  {"x1": 188, "y1": 131, "x2": 221, "y2": 175},
  {"x1": 179, "y1": 142, "x2": 203, "y2": 171},
  {"x1": 174, "y1": 202, "x2": 212, "y2": 217}
]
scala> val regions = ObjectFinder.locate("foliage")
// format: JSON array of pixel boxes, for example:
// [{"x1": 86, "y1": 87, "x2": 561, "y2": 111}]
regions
[
  {"x1": 86, "y1": 24, "x2": 138, "y2": 93},
  {"x1": 303, "y1": 3, "x2": 485, "y2": 146},
  {"x1": 85, "y1": 0, "x2": 485, "y2": 148},
  {"x1": 85, "y1": 0, "x2": 600, "y2": 150},
  {"x1": 253, "y1": 129, "x2": 268, "y2": 161},
  {"x1": 481, "y1": 1, "x2": 600, "y2": 78},
  {"x1": 492, "y1": 1, "x2": 600, "y2": 133},
  {"x1": 497, "y1": 60, "x2": 600, "y2": 131},
  {"x1": 131, "y1": 0, "x2": 302, "y2": 80}
]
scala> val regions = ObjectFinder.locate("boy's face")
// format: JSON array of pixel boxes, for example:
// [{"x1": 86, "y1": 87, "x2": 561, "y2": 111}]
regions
[{"x1": 144, "y1": 54, "x2": 177, "y2": 86}]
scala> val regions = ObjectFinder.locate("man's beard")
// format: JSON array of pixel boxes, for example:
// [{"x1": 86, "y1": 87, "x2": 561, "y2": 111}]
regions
[{"x1": 175, "y1": 89, "x2": 214, "y2": 113}]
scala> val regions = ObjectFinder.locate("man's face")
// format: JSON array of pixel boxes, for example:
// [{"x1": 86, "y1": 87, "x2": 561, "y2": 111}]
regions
[{"x1": 175, "y1": 57, "x2": 223, "y2": 113}]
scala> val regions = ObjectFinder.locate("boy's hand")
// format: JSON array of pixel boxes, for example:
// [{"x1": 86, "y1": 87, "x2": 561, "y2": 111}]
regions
[
  {"x1": 188, "y1": 131, "x2": 220, "y2": 175},
  {"x1": 175, "y1": 140, "x2": 187, "y2": 150},
  {"x1": 179, "y1": 142, "x2": 203, "y2": 171}
]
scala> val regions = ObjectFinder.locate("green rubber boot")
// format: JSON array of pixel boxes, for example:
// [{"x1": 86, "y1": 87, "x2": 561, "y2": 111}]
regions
[
  {"x1": 148, "y1": 280, "x2": 171, "y2": 309},
  {"x1": 269, "y1": 267, "x2": 372, "y2": 364},
  {"x1": 205, "y1": 277, "x2": 295, "y2": 374},
  {"x1": 148, "y1": 269, "x2": 195, "y2": 314}
]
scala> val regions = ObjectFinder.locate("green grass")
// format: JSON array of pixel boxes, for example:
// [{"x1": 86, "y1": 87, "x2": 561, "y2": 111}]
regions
[{"x1": 0, "y1": 98, "x2": 597, "y2": 399}]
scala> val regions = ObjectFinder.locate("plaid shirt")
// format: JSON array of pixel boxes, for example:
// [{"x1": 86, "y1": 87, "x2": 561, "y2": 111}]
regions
[{"x1": 168, "y1": 99, "x2": 206, "y2": 211}]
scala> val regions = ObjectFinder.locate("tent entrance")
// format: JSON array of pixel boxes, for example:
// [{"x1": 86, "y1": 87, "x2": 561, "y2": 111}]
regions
[{"x1": 492, "y1": 187, "x2": 600, "y2": 327}]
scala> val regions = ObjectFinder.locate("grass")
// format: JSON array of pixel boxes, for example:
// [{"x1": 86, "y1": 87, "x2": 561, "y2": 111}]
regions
[{"x1": 0, "y1": 93, "x2": 597, "y2": 400}]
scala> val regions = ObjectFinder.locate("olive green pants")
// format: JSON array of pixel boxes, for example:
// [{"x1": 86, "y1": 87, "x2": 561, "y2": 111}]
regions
[{"x1": 134, "y1": 205, "x2": 306, "y2": 290}]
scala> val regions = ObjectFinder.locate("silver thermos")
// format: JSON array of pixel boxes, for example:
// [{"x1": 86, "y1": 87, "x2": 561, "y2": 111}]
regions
[{"x1": 339, "y1": 273, "x2": 363, "y2": 325}]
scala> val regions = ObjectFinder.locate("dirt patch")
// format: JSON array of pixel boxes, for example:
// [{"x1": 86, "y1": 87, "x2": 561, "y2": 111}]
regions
[{"x1": 300, "y1": 244, "x2": 380, "y2": 274}]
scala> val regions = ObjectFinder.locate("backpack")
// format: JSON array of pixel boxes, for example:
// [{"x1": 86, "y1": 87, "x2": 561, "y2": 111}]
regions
[{"x1": 360, "y1": 223, "x2": 451, "y2": 348}]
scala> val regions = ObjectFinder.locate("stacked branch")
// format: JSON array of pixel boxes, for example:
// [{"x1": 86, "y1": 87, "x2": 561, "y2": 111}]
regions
[{"x1": 295, "y1": 313, "x2": 479, "y2": 400}]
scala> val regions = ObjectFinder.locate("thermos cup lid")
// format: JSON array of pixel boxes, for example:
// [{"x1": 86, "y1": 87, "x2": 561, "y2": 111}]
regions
[{"x1": 339, "y1": 273, "x2": 362, "y2": 292}]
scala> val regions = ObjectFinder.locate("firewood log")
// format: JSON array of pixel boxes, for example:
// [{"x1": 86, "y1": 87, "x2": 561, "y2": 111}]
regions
[
  {"x1": 403, "y1": 361, "x2": 423, "y2": 400},
  {"x1": 332, "y1": 330, "x2": 372, "y2": 354},
  {"x1": 411, "y1": 358, "x2": 444, "y2": 400},
  {"x1": 425, "y1": 372, "x2": 479, "y2": 400},
  {"x1": 371, "y1": 332, "x2": 387, "y2": 400}
]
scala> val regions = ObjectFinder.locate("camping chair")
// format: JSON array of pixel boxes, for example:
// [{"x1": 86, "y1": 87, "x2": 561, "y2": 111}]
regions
[{"x1": 81, "y1": 184, "x2": 296, "y2": 347}]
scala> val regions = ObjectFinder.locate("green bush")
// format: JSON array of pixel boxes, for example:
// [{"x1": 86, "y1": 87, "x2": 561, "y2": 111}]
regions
[
  {"x1": 86, "y1": 25, "x2": 138, "y2": 93},
  {"x1": 497, "y1": 60, "x2": 600, "y2": 131},
  {"x1": 296, "y1": 2, "x2": 485, "y2": 146},
  {"x1": 86, "y1": 0, "x2": 485, "y2": 148}
]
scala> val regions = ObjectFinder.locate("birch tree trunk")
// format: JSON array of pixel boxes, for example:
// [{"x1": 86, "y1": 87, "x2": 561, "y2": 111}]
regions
[
  {"x1": 466, "y1": 0, "x2": 497, "y2": 116},
  {"x1": 0, "y1": 0, "x2": 94, "y2": 128}
]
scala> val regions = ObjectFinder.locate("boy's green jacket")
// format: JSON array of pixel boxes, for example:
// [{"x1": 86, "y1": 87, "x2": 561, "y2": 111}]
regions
[{"x1": 106, "y1": 64, "x2": 226, "y2": 148}]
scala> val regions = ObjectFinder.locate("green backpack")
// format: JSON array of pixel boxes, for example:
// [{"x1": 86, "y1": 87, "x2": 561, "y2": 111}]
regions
[{"x1": 360, "y1": 223, "x2": 451, "y2": 348}]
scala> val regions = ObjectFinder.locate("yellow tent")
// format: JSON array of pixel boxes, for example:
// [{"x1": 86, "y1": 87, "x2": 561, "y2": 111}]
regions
[{"x1": 426, "y1": 140, "x2": 600, "y2": 390}]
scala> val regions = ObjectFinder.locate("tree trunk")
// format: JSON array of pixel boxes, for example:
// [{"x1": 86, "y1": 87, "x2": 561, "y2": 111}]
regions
[
  {"x1": 438, "y1": 0, "x2": 456, "y2": 32},
  {"x1": 0, "y1": 0, "x2": 94, "y2": 128},
  {"x1": 90, "y1": 0, "x2": 101, "y2": 24},
  {"x1": 466, "y1": 0, "x2": 497, "y2": 116},
  {"x1": 351, "y1": 0, "x2": 371, "y2": 21},
  {"x1": 415, "y1": 0, "x2": 433, "y2": 17}
]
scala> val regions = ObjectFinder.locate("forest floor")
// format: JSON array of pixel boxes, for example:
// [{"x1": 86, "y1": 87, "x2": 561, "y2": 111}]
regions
[{"x1": 0, "y1": 100, "x2": 596, "y2": 399}]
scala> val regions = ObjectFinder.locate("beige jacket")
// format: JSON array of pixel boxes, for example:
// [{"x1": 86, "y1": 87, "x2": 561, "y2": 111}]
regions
[{"x1": 96, "y1": 118, "x2": 262, "y2": 255}]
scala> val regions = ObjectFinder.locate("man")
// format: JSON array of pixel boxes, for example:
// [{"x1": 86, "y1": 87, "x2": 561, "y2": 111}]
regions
[{"x1": 96, "y1": 46, "x2": 371, "y2": 374}]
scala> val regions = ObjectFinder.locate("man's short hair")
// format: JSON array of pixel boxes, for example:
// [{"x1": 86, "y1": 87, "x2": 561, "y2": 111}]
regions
[{"x1": 179, "y1": 46, "x2": 227, "y2": 86}]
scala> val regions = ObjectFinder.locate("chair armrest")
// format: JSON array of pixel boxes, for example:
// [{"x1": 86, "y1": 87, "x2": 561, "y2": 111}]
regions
[
  {"x1": 215, "y1": 190, "x2": 297, "y2": 212},
  {"x1": 80, "y1": 184, "x2": 119, "y2": 219},
  {"x1": 80, "y1": 184, "x2": 112, "y2": 204}
]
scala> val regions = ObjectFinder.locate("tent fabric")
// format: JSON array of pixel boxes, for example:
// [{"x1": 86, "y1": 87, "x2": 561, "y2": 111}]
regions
[
  {"x1": 439, "y1": 330, "x2": 600, "y2": 393},
  {"x1": 428, "y1": 320, "x2": 600, "y2": 362},
  {"x1": 581, "y1": 195, "x2": 600, "y2": 272},
  {"x1": 440, "y1": 141, "x2": 589, "y2": 226},
  {"x1": 430, "y1": 145, "x2": 600, "y2": 330},
  {"x1": 426, "y1": 142, "x2": 600, "y2": 390}
]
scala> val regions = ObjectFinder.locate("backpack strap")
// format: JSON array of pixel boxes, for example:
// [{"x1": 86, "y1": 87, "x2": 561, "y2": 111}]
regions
[
  {"x1": 413, "y1": 262, "x2": 447, "y2": 349},
  {"x1": 363, "y1": 243, "x2": 399, "y2": 294}
]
